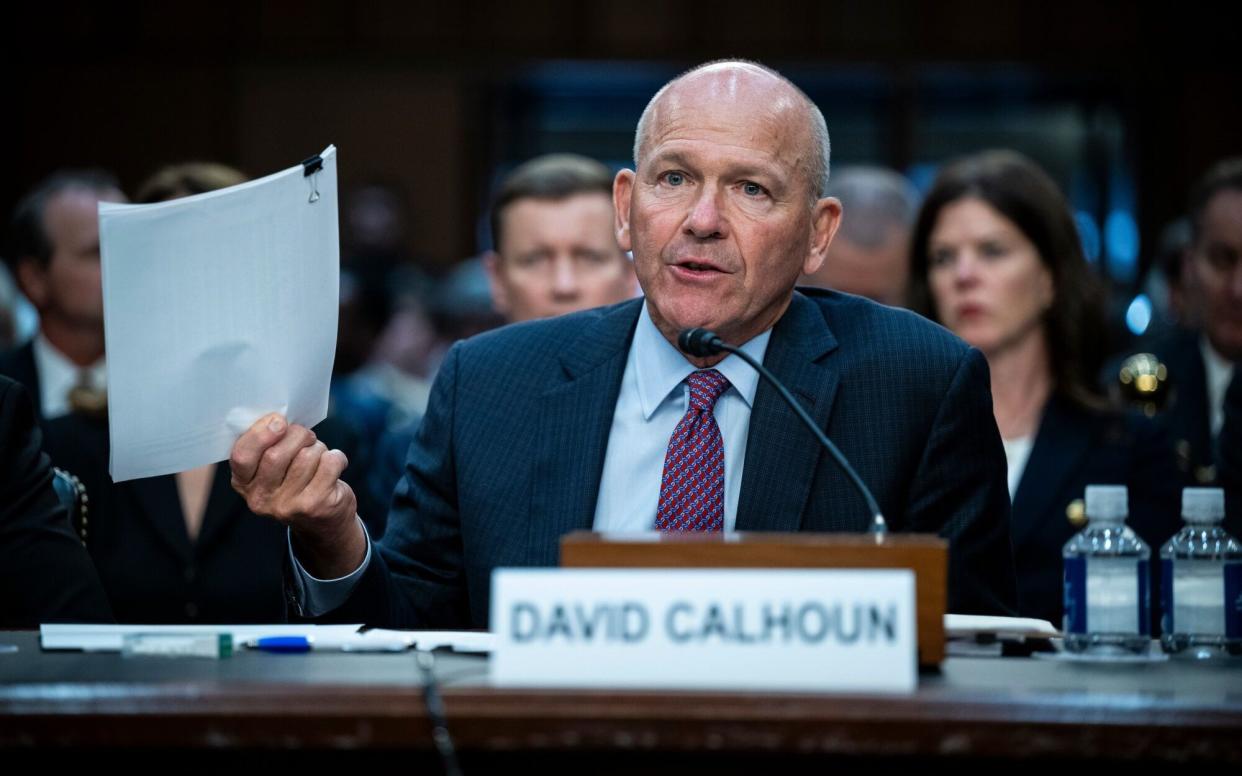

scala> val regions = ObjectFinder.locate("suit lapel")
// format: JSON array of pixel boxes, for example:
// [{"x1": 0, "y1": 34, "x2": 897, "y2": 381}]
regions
[
  {"x1": 1010, "y1": 398, "x2": 1093, "y2": 549},
  {"x1": 736, "y1": 293, "x2": 840, "y2": 532},
  {"x1": 527, "y1": 301, "x2": 641, "y2": 565}
]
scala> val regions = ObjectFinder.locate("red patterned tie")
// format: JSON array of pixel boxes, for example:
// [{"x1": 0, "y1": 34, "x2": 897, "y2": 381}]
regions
[{"x1": 655, "y1": 369, "x2": 732, "y2": 532}]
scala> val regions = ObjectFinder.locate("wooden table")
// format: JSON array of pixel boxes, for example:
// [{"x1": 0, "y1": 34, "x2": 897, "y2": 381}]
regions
[{"x1": 2, "y1": 631, "x2": 1241, "y2": 772}]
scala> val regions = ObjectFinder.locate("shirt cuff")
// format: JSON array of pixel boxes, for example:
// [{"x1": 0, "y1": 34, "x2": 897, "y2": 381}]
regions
[{"x1": 287, "y1": 516, "x2": 372, "y2": 617}]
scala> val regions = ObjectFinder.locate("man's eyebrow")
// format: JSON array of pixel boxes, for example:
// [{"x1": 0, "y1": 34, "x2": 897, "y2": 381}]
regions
[{"x1": 645, "y1": 150, "x2": 695, "y2": 170}]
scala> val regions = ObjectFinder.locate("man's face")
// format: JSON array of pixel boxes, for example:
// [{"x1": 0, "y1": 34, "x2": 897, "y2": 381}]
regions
[
  {"x1": 614, "y1": 68, "x2": 841, "y2": 348},
  {"x1": 486, "y1": 192, "x2": 636, "y2": 323},
  {"x1": 1187, "y1": 188, "x2": 1242, "y2": 361},
  {"x1": 18, "y1": 187, "x2": 125, "y2": 331}
]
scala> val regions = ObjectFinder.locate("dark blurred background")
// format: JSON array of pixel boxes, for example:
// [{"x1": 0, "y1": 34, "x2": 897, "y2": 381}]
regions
[{"x1": 7, "y1": 1, "x2": 1241, "y2": 324}]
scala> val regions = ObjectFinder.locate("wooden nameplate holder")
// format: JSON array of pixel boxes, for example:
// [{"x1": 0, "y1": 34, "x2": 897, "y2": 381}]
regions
[{"x1": 561, "y1": 531, "x2": 947, "y2": 666}]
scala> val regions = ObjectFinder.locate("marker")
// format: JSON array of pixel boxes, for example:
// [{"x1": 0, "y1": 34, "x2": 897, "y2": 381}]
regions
[
  {"x1": 249, "y1": 636, "x2": 312, "y2": 653},
  {"x1": 246, "y1": 634, "x2": 412, "y2": 653}
]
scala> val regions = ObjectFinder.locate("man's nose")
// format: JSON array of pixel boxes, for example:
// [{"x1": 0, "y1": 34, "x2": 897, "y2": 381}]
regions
[
  {"x1": 550, "y1": 254, "x2": 579, "y2": 298},
  {"x1": 685, "y1": 186, "x2": 726, "y2": 239}
]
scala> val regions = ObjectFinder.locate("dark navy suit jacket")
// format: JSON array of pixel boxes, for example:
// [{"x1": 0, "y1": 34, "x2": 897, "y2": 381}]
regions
[
  {"x1": 322, "y1": 290, "x2": 1017, "y2": 628},
  {"x1": 0, "y1": 376, "x2": 112, "y2": 627},
  {"x1": 0, "y1": 341, "x2": 41, "y2": 420}
]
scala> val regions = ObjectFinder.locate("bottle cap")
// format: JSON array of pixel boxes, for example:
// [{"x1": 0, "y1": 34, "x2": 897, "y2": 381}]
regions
[
  {"x1": 1084, "y1": 484, "x2": 1128, "y2": 522},
  {"x1": 1182, "y1": 487, "x2": 1225, "y2": 524}
]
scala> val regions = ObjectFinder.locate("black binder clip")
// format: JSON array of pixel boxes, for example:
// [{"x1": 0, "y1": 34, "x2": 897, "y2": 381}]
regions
[{"x1": 301, "y1": 154, "x2": 324, "y2": 204}]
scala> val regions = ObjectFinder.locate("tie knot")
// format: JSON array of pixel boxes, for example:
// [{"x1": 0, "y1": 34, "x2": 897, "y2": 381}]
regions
[{"x1": 686, "y1": 369, "x2": 731, "y2": 412}]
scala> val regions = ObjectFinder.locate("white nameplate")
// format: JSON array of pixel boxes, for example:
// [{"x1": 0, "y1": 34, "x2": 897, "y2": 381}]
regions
[{"x1": 491, "y1": 568, "x2": 916, "y2": 692}]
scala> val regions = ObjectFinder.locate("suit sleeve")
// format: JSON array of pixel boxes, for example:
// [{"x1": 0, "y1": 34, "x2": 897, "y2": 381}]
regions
[
  {"x1": 312, "y1": 343, "x2": 471, "y2": 628},
  {"x1": 906, "y1": 348, "x2": 1018, "y2": 616},
  {"x1": 0, "y1": 378, "x2": 113, "y2": 627}
]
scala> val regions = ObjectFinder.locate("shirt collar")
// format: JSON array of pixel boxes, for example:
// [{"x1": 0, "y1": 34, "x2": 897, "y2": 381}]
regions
[
  {"x1": 1201, "y1": 335, "x2": 1235, "y2": 386},
  {"x1": 632, "y1": 300, "x2": 772, "y2": 420},
  {"x1": 32, "y1": 333, "x2": 106, "y2": 417}
]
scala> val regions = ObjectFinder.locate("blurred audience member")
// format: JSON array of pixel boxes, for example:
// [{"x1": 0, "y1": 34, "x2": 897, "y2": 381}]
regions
[
  {"x1": 484, "y1": 153, "x2": 637, "y2": 321},
  {"x1": 801, "y1": 166, "x2": 918, "y2": 306},
  {"x1": 342, "y1": 180, "x2": 440, "y2": 393},
  {"x1": 344, "y1": 181, "x2": 413, "y2": 277},
  {"x1": 134, "y1": 162, "x2": 247, "y2": 203},
  {"x1": 1147, "y1": 218, "x2": 1195, "y2": 332},
  {"x1": 332, "y1": 182, "x2": 436, "y2": 509},
  {"x1": 910, "y1": 150, "x2": 1181, "y2": 627},
  {"x1": 1110, "y1": 158, "x2": 1242, "y2": 486},
  {"x1": 0, "y1": 170, "x2": 126, "y2": 423}
]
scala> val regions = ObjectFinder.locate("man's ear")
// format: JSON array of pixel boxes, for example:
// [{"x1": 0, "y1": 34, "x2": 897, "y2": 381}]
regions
[
  {"x1": 613, "y1": 169, "x2": 635, "y2": 252},
  {"x1": 802, "y1": 196, "x2": 843, "y2": 276},
  {"x1": 14, "y1": 257, "x2": 50, "y2": 309},
  {"x1": 482, "y1": 251, "x2": 511, "y2": 317}
]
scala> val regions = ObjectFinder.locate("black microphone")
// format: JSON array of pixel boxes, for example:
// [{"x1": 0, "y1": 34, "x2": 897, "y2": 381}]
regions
[{"x1": 678, "y1": 327, "x2": 888, "y2": 535}]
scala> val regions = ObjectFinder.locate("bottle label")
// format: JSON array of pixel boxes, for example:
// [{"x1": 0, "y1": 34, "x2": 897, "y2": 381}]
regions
[
  {"x1": 1139, "y1": 559, "x2": 1150, "y2": 636},
  {"x1": 1172, "y1": 558, "x2": 1227, "y2": 636},
  {"x1": 1228, "y1": 562, "x2": 1242, "y2": 640},
  {"x1": 1064, "y1": 557, "x2": 1087, "y2": 635},
  {"x1": 1083, "y1": 556, "x2": 1147, "y2": 635}
]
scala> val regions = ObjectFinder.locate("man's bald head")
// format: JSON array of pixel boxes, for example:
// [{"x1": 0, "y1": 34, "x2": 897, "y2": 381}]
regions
[{"x1": 633, "y1": 60, "x2": 831, "y2": 199}]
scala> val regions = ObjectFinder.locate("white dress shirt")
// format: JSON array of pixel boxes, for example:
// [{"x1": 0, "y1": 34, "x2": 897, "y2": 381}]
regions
[
  {"x1": 31, "y1": 333, "x2": 106, "y2": 419},
  {"x1": 1000, "y1": 434, "x2": 1034, "y2": 502},
  {"x1": 291, "y1": 302, "x2": 772, "y2": 614},
  {"x1": 593, "y1": 301, "x2": 770, "y2": 532}
]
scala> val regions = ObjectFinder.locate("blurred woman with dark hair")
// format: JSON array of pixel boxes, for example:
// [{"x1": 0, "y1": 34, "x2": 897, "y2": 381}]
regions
[{"x1": 909, "y1": 150, "x2": 1182, "y2": 626}]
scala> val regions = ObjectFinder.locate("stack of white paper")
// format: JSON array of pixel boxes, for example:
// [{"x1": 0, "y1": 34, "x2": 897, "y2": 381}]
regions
[{"x1": 99, "y1": 146, "x2": 339, "y2": 481}]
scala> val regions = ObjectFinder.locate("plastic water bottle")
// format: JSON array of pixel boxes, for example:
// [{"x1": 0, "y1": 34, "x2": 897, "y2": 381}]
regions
[
  {"x1": 1160, "y1": 488, "x2": 1242, "y2": 658},
  {"x1": 1062, "y1": 485, "x2": 1151, "y2": 655}
]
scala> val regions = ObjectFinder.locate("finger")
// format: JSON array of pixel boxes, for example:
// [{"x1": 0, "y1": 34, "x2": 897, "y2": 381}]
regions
[
  {"x1": 284, "y1": 441, "x2": 328, "y2": 495},
  {"x1": 230, "y1": 413, "x2": 289, "y2": 485},
  {"x1": 302, "y1": 449, "x2": 350, "y2": 515},
  {"x1": 251, "y1": 424, "x2": 318, "y2": 494}
]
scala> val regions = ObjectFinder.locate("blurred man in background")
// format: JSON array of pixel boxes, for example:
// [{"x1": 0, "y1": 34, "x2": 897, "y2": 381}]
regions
[
  {"x1": 799, "y1": 165, "x2": 918, "y2": 307},
  {"x1": 0, "y1": 171, "x2": 127, "y2": 423},
  {"x1": 1113, "y1": 158, "x2": 1242, "y2": 485},
  {"x1": 484, "y1": 153, "x2": 637, "y2": 321}
]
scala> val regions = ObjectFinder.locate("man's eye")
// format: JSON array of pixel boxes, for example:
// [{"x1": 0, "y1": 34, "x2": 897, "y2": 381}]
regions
[
  {"x1": 742, "y1": 182, "x2": 766, "y2": 197},
  {"x1": 664, "y1": 172, "x2": 685, "y2": 186}
]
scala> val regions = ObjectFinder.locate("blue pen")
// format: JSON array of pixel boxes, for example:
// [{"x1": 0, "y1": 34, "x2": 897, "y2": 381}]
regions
[{"x1": 249, "y1": 636, "x2": 313, "y2": 653}]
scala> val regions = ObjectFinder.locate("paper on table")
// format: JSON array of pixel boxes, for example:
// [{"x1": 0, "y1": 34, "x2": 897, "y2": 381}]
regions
[
  {"x1": 366, "y1": 629, "x2": 496, "y2": 653},
  {"x1": 943, "y1": 614, "x2": 1058, "y2": 639},
  {"x1": 99, "y1": 146, "x2": 339, "y2": 481},
  {"x1": 39, "y1": 623, "x2": 364, "y2": 652}
]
